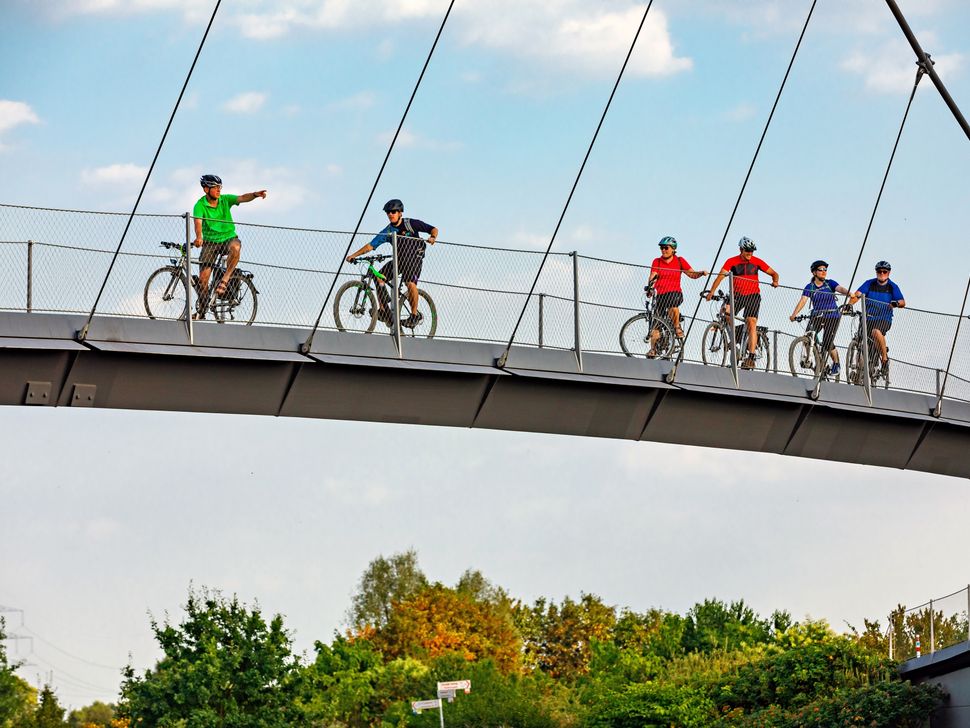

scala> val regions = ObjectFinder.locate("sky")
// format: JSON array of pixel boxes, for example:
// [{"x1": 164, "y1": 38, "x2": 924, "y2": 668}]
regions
[{"x1": 2, "y1": 0, "x2": 970, "y2": 709}]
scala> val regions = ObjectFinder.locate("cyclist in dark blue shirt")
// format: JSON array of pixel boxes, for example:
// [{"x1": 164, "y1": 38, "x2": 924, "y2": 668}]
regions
[
  {"x1": 347, "y1": 198, "x2": 438, "y2": 328},
  {"x1": 790, "y1": 260, "x2": 850, "y2": 376},
  {"x1": 850, "y1": 260, "x2": 906, "y2": 376}
]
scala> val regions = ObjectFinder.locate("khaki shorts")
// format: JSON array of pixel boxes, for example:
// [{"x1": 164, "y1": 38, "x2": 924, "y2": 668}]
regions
[{"x1": 199, "y1": 238, "x2": 240, "y2": 268}]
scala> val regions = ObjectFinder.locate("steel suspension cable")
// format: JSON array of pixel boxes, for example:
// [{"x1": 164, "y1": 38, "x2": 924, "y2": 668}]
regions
[
  {"x1": 668, "y1": 0, "x2": 817, "y2": 381},
  {"x1": 495, "y1": 0, "x2": 655, "y2": 368},
  {"x1": 301, "y1": 0, "x2": 455, "y2": 354},
  {"x1": 78, "y1": 0, "x2": 222, "y2": 341},
  {"x1": 935, "y1": 275, "x2": 970, "y2": 416}
]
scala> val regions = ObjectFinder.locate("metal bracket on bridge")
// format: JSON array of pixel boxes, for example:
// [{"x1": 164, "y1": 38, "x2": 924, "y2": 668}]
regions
[
  {"x1": 24, "y1": 381, "x2": 52, "y2": 406},
  {"x1": 71, "y1": 383, "x2": 97, "y2": 407}
]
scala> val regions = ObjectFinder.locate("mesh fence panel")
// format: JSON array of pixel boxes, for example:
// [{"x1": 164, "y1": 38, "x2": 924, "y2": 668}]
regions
[{"x1": 0, "y1": 241, "x2": 27, "y2": 311}]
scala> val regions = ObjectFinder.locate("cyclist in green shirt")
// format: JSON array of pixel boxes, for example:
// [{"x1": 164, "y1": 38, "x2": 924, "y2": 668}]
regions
[{"x1": 192, "y1": 174, "x2": 267, "y2": 318}]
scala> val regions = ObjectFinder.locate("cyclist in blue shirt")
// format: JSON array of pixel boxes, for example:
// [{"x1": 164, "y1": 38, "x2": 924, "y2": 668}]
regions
[
  {"x1": 850, "y1": 260, "x2": 906, "y2": 376},
  {"x1": 789, "y1": 260, "x2": 850, "y2": 376},
  {"x1": 346, "y1": 198, "x2": 438, "y2": 328}
]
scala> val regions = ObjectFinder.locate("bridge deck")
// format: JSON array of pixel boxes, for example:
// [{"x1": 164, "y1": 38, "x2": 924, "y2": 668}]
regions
[{"x1": 2, "y1": 312, "x2": 968, "y2": 478}]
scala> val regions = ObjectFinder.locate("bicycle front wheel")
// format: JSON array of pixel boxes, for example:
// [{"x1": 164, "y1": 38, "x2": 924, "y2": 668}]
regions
[
  {"x1": 144, "y1": 266, "x2": 188, "y2": 321},
  {"x1": 334, "y1": 281, "x2": 378, "y2": 333},
  {"x1": 788, "y1": 336, "x2": 818, "y2": 378},
  {"x1": 701, "y1": 323, "x2": 729, "y2": 366},
  {"x1": 620, "y1": 314, "x2": 675, "y2": 359},
  {"x1": 846, "y1": 339, "x2": 871, "y2": 387},
  {"x1": 212, "y1": 275, "x2": 257, "y2": 325},
  {"x1": 398, "y1": 288, "x2": 437, "y2": 339}
]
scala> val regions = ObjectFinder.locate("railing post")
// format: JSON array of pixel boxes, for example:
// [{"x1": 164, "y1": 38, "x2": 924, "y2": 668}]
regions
[
  {"x1": 929, "y1": 598, "x2": 935, "y2": 655},
  {"x1": 538, "y1": 293, "x2": 545, "y2": 349},
  {"x1": 728, "y1": 272, "x2": 739, "y2": 388},
  {"x1": 572, "y1": 252, "x2": 582, "y2": 371},
  {"x1": 183, "y1": 213, "x2": 194, "y2": 345},
  {"x1": 936, "y1": 368, "x2": 943, "y2": 398},
  {"x1": 26, "y1": 240, "x2": 33, "y2": 313},
  {"x1": 392, "y1": 231, "x2": 402, "y2": 358},
  {"x1": 772, "y1": 329, "x2": 778, "y2": 374},
  {"x1": 860, "y1": 294, "x2": 873, "y2": 405}
]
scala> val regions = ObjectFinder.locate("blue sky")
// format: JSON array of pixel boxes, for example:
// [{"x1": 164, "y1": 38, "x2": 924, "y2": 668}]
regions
[{"x1": 2, "y1": 0, "x2": 970, "y2": 709}]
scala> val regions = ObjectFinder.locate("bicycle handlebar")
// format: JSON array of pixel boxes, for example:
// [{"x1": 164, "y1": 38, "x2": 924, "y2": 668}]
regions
[
  {"x1": 700, "y1": 289, "x2": 728, "y2": 302},
  {"x1": 349, "y1": 254, "x2": 390, "y2": 264},
  {"x1": 160, "y1": 241, "x2": 185, "y2": 252}
]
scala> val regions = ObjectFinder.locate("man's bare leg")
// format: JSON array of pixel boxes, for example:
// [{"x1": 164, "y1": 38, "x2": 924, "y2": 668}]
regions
[
  {"x1": 217, "y1": 240, "x2": 241, "y2": 291},
  {"x1": 407, "y1": 281, "x2": 419, "y2": 315},
  {"x1": 746, "y1": 317, "x2": 758, "y2": 355}
]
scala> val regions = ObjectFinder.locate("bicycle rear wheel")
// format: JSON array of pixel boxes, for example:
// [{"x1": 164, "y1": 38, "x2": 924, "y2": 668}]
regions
[
  {"x1": 334, "y1": 281, "x2": 378, "y2": 333},
  {"x1": 211, "y1": 275, "x2": 257, "y2": 325},
  {"x1": 398, "y1": 288, "x2": 437, "y2": 338},
  {"x1": 701, "y1": 323, "x2": 729, "y2": 366},
  {"x1": 144, "y1": 266, "x2": 188, "y2": 320}
]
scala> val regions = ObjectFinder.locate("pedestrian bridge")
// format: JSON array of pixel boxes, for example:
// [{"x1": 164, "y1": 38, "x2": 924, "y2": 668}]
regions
[{"x1": 2, "y1": 309, "x2": 969, "y2": 479}]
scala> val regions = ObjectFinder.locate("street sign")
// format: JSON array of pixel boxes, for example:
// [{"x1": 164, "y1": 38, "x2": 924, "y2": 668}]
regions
[
  {"x1": 411, "y1": 698, "x2": 441, "y2": 713},
  {"x1": 436, "y1": 679, "x2": 471, "y2": 694},
  {"x1": 437, "y1": 688, "x2": 456, "y2": 701}
]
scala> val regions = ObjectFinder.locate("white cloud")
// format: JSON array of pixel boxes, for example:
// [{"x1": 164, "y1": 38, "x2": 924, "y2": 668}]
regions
[
  {"x1": 327, "y1": 91, "x2": 376, "y2": 111},
  {"x1": 81, "y1": 162, "x2": 148, "y2": 186},
  {"x1": 0, "y1": 100, "x2": 41, "y2": 151},
  {"x1": 841, "y1": 33, "x2": 963, "y2": 94},
  {"x1": 376, "y1": 128, "x2": 462, "y2": 151},
  {"x1": 721, "y1": 102, "x2": 757, "y2": 123},
  {"x1": 325, "y1": 163, "x2": 343, "y2": 176},
  {"x1": 223, "y1": 92, "x2": 268, "y2": 114}
]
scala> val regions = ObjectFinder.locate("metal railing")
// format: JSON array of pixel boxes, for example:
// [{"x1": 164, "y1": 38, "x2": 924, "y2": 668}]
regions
[
  {"x1": 2, "y1": 202, "x2": 970, "y2": 412},
  {"x1": 887, "y1": 585, "x2": 970, "y2": 661}
]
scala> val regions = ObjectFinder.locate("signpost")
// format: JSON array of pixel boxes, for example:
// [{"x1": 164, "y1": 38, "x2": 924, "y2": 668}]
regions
[{"x1": 411, "y1": 679, "x2": 471, "y2": 727}]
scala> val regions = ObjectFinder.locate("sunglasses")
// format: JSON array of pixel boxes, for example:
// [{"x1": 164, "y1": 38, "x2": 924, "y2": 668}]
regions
[
  {"x1": 659, "y1": 245, "x2": 673, "y2": 250},
  {"x1": 814, "y1": 267, "x2": 827, "y2": 273},
  {"x1": 876, "y1": 268, "x2": 890, "y2": 273}
]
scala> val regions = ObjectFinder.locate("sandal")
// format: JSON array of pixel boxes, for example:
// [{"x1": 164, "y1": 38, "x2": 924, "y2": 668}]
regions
[
  {"x1": 675, "y1": 327, "x2": 684, "y2": 338},
  {"x1": 215, "y1": 279, "x2": 229, "y2": 297}
]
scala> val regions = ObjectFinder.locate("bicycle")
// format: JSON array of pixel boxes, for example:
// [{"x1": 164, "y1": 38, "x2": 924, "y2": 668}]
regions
[
  {"x1": 788, "y1": 311, "x2": 841, "y2": 383},
  {"x1": 143, "y1": 241, "x2": 258, "y2": 325},
  {"x1": 844, "y1": 306, "x2": 890, "y2": 389},
  {"x1": 699, "y1": 290, "x2": 770, "y2": 371},
  {"x1": 619, "y1": 284, "x2": 681, "y2": 360},
  {"x1": 333, "y1": 254, "x2": 437, "y2": 338}
]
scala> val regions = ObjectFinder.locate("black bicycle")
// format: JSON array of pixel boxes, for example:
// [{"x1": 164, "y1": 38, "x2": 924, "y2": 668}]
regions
[
  {"x1": 143, "y1": 241, "x2": 258, "y2": 325},
  {"x1": 788, "y1": 311, "x2": 841, "y2": 383},
  {"x1": 699, "y1": 290, "x2": 770, "y2": 371},
  {"x1": 619, "y1": 284, "x2": 681, "y2": 360},
  {"x1": 333, "y1": 254, "x2": 437, "y2": 337},
  {"x1": 844, "y1": 306, "x2": 890, "y2": 389}
]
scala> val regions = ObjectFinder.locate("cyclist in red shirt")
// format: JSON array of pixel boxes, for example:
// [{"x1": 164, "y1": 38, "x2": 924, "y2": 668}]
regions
[
  {"x1": 706, "y1": 237, "x2": 779, "y2": 369},
  {"x1": 646, "y1": 236, "x2": 707, "y2": 356}
]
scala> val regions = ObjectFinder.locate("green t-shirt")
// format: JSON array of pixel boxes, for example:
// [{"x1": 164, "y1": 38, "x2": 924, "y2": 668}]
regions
[{"x1": 193, "y1": 193, "x2": 239, "y2": 243}]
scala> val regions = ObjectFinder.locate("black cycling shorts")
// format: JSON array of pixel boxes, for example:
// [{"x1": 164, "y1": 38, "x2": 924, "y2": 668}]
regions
[
  {"x1": 867, "y1": 319, "x2": 892, "y2": 336},
  {"x1": 810, "y1": 316, "x2": 840, "y2": 353},
  {"x1": 380, "y1": 252, "x2": 424, "y2": 285},
  {"x1": 654, "y1": 291, "x2": 684, "y2": 313},
  {"x1": 733, "y1": 292, "x2": 761, "y2": 319}
]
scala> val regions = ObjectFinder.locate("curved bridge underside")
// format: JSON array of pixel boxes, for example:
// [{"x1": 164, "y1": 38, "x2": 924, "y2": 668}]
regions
[{"x1": 2, "y1": 312, "x2": 968, "y2": 479}]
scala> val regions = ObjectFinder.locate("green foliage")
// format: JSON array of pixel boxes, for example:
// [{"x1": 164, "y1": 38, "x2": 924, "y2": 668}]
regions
[
  {"x1": 0, "y1": 618, "x2": 37, "y2": 728},
  {"x1": 67, "y1": 701, "x2": 115, "y2": 728},
  {"x1": 582, "y1": 683, "x2": 717, "y2": 728},
  {"x1": 33, "y1": 686, "x2": 66, "y2": 728},
  {"x1": 118, "y1": 586, "x2": 304, "y2": 727},
  {"x1": 348, "y1": 550, "x2": 429, "y2": 632},
  {"x1": 681, "y1": 599, "x2": 780, "y2": 654}
]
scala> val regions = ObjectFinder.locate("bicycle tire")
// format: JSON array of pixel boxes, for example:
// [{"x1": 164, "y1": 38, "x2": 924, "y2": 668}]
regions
[
  {"x1": 788, "y1": 335, "x2": 818, "y2": 378},
  {"x1": 144, "y1": 266, "x2": 188, "y2": 321},
  {"x1": 755, "y1": 333, "x2": 771, "y2": 372},
  {"x1": 398, "y1": 288, "x2": 437, "y2": 339},
  {"x1": 846, "y1": 339, "x2": 878, "y2": 387},
  {"x1": 701, "y1": 322, "x2": 729, "y2": 366},
  {"x1": 620, "y1": 314, "x2": 675, "y2": 359},
  {"x1": 211, "y1": 275, "x2": 257, "y2": 325},
  {"x1": 334, "y1": 281, "x2": 378, "y2": 333}
]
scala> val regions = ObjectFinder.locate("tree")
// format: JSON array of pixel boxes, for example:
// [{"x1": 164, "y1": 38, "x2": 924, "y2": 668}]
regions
[
  {"x1": 118, "y1": 586, "x2": 305, "y2": 727},
  {"x1": 681, "y1": 599, "x2": 776, "y2": 654},
  {"x1": 0, "y1": 618, "x2": 37, "y2": 728},
  {"x1": 514, "y1": 594, "x2": 617, "y2": 679},
  {"x1": 348, "y1": 550, "x2": 428, "y2": 632},
  {"x1": 374, "y1": 585, "x2": 522, "y2": 673},
  {"x1": 67, "y1": 701, "x2": 115, "y2": 727},
  {"x1": 34, "y1": 685, "x2": 66, "y2": 728}
]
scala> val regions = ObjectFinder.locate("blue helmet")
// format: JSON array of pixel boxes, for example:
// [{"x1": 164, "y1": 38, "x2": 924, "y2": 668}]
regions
[
  {"x1": 875, "y1": 260, "x2": 891, "y2": 272},
  {"x1": 200, "y1": 174, "x2": 222, "y2": 188},
  {"x1": 383, "y1": 198, "x2": 404, "y2": 213},
  {"x1": 658, "y1": 236, "x2": 678, "y2": 250},
  {"x1": 738, "y1": 236, "x2": 756, "y2": 252}
]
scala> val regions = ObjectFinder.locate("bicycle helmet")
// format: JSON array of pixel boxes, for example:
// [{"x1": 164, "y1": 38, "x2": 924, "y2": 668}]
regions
[
  {"x1": 810, "y1": 260, "x2": 828, "y2": 272},
  {"x1": 738, "y1": 236, "x2": 757, "y2": 251},
  {"x1": 200, "y1": 174, "x2": 222, "y2": 187},
  {"x1": 658, "y1": 235, "x2": 678, "y2": 250},
  {"x1": 875, "y1": 260, "x2": 892, "y2": 272},
  {"x1": 383, "y1": 198, "x2": 404, "y2": 213}
]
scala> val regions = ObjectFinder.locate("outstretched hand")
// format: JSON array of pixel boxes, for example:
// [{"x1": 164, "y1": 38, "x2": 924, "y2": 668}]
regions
[{"x1": 254, "y1": 190, "x2": 267, "y2": 199}]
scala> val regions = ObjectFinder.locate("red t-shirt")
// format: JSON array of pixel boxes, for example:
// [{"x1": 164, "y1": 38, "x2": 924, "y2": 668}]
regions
[
  {"x1": 650, "y1": 255, "x2": 692, "y2": 295},
  {"x1": 720, "y1": 255, "x2": 771, "y2": 296}
]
